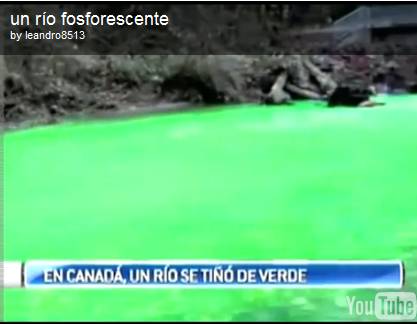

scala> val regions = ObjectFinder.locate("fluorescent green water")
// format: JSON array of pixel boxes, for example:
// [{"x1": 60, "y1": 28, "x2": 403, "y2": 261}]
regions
[{"x1": 4, "y1": 95, "x2": 417, "y2": 321}]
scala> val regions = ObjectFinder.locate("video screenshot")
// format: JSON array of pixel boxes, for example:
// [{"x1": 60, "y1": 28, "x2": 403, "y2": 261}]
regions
[{"x1": 2, "y1": 1, "x2": 417, "y2": 322}]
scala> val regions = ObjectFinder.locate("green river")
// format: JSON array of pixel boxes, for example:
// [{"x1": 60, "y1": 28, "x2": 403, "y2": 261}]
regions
[{"x1": 4, "y1": 95, "x2": 417, "y2": 321}]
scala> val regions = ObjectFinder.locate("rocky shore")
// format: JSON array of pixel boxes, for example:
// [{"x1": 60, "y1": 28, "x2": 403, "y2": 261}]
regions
[{"x1": 2, "y1": 54, "x2": 417, "y2": 129}]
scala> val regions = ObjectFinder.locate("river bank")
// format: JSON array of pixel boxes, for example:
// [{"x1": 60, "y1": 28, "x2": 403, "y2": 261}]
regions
[{"x1": 3, "y1": 55, "x2": 417, "y2": 131}]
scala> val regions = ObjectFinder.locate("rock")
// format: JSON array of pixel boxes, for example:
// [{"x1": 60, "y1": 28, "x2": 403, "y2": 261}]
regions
[
  {"x1": 386, "y1": 60, "x2": 400, "y2": 70},
  {"x1": 303, "y1": 57, "x2": 337, "y2": 95},
  {"x1": 285, "y1": 83, "x2": 323, "y2": 100},
  {"x1": 358, "y1": 100, "x2": 385, "y2": 108},
  {"x1": 328, "y1": 85, "x2": 371, "y2": 107},
  {"x1": 386, "y1": 72, "x2": 407, "y2": 93},
  {"x1": 286, "y1": 55, "x2": 312, "y2": 91},
  {"x1": 4, "y1": 73, "x2": 27, "y2": 97},
  {"x1": 265, "y1": 71, "x2": 291, "y2": 104},
  {"x1": 408, "y1": 82, "x2": 417, "y2": 93},
  {"x1": 409, "y1": 83, "x2": 417, "y2": 93},
  {"x1": 160, "y1": 55, "x2": 249, "y2": 104}
]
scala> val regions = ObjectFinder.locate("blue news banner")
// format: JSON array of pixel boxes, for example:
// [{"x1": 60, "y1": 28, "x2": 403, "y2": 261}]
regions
[{"x1": 23, "y1": 260, "x2": 403, "y2": 289}]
